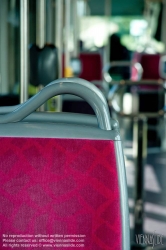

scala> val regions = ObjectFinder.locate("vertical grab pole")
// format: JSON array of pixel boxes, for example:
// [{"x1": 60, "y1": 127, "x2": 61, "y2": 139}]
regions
[
  {"x1": 132, "y1": 117, "x2": 147, "y2": 249},
  {"x1": 161, "y1": 0, "x2": 166, "y2": 50},
  {"x1": 64, "y1": 0, "x2": 71, "y2": 76},
  {"x1": 20, "y1": 0, "x2": 29, "y2": 103},
  {"x1": 36, "y1": 0, "x2": 46, "y2": 48},
  {"x1": 56, "y1": 0, "x2": 63, "y2": 78},
  {"x1": 73, "y1": 0, "x2": 79, "y2": 58},
  {"x1": 104, "y1": 0, "x2": 111, "y2": 66},
  {"x1": 55, "y1": 0, "x2": 63, "y2": 112},
  {"x1": 36, "y1": 0, "x2": 46, "y2": 111},
  {"x1": 46, "y1": 0, "x2": 53, "y2": 44},
  {"x1": 0, "y1": 0, "x2": 9, "y2": 94}
]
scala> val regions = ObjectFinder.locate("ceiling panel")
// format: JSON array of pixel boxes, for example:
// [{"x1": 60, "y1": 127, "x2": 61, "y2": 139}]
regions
[{"x1": 88, "y1": 0, "x2": 145, "y2": 16}]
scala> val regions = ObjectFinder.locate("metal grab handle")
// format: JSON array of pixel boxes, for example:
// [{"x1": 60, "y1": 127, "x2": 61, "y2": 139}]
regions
[
  {"x1": 0, "y1": 78, "x2": 112, "y2": 130},
  {"x1": 108, "y1": 80, "x2": 166, "y2": 118},
  {"x1": 109, "y1": 79, "x2": 164, "y2": 86},
  {"x1": 103, "y1": 61, "x2": 143, "y2": 83}
]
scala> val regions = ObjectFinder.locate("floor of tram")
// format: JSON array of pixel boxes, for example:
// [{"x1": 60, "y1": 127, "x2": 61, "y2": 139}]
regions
[{"x1": 123, "y1": 138, "x2": 166, "y2": 249}]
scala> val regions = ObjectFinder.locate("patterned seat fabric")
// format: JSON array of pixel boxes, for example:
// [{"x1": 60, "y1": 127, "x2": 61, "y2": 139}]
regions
[{"x1": 0, "y1": 138, "x2": 122, "y2": 250}]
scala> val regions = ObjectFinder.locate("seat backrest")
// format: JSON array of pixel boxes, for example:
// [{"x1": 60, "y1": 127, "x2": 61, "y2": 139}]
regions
[
  {"x1": 79, "y1": 53, "x2": 103, "y2": 81},
  {"x1": 141, "y1": 54, "x2": 160, "y2": 80},
  {"x1": 0, "y1": 137, "x2": 124, "y2": 249},
  {"x1": 29, "y1": 44, "x2": 59, "y2": 87},
  {"x1": 134, "y1": 53, "x2": 160, "y2": 80},
  {"x1": 0, "y1": 78, "x2": 130, "y2": 250}
]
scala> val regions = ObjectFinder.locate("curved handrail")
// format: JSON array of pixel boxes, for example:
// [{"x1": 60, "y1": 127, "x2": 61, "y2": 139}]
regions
[
  {"x1": 108, "y1": 80, "x2": 166, "y2": 119},
  {"x1": 0, "y1": 78, "x2": 112, "y2": 130}
]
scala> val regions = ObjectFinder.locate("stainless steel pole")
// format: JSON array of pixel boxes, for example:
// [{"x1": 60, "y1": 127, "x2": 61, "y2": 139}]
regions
[
  {"x1": 0, "y1": 0, "x2": 9, "y2": 94},
  {"x1": 36, "y1": 0, "x2": 46, "y2": 111},
  {"x1": 73, "y1": 0, "x2": 79, "y2": 58},
  {"x1": 20, "y1": 0, "x2": 29, "y2": 103},
  {"x1": 104, "y1": 0, "x2": 111, "y2": 66},
  {"x1": 105, "y1": 0, "x2": 111, "y2": 17},
  {"x1": 55, "y1": 0, "x2": 64, "y2": 112},
  {"x1": 46, "y1": 0, "x2": 53, "y2": 44},
  {"x1": 36, "y1": 0, "x2": 46, "y2": 48},
  {"x1": 161, "y1": 0, "x2": 166, "y2": 52},
  {"x1": 65, "y1": 0, "x2": 71, "y2": 71},
  {"x1": 132, "y1": 117, "x2": 147, "y2": 249},
  {"x1": 56, "y1": 0, "x2": 63, "y2": 78}
]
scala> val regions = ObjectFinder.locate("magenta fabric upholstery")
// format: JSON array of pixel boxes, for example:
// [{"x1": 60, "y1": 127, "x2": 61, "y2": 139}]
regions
[
  {"x1": 140, "y1": 54, "x2": 160, "y2": 80},
  {"x1": 0, "y1": 138, "x2": 122, "y2": 250},
  {"x1": 79, "y1": 53, "x2": 103, "y2": 81},
  {"x1": 132, "y1": 53, "x2": 160, "y2": 80},
  {"x1": 132, "y1": 53, "x2": 161, "y2": 90}
]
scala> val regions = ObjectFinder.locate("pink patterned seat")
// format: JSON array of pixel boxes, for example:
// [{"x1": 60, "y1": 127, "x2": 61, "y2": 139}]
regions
[
  {"x1": 0, "y1": 78, "x2": 130, "y2": 250},
  {"x1": 0, "y1": 138, "x2": 123, "y2": 249}
]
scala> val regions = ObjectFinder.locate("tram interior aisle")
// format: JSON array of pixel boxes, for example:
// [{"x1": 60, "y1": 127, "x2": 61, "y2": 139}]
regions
[
  {"x1": 0, "y1": 0, "x2": 166, "y2": 250},
  {"x1": 124, "y1": 135, "x2": 166, "y2": 246}
]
